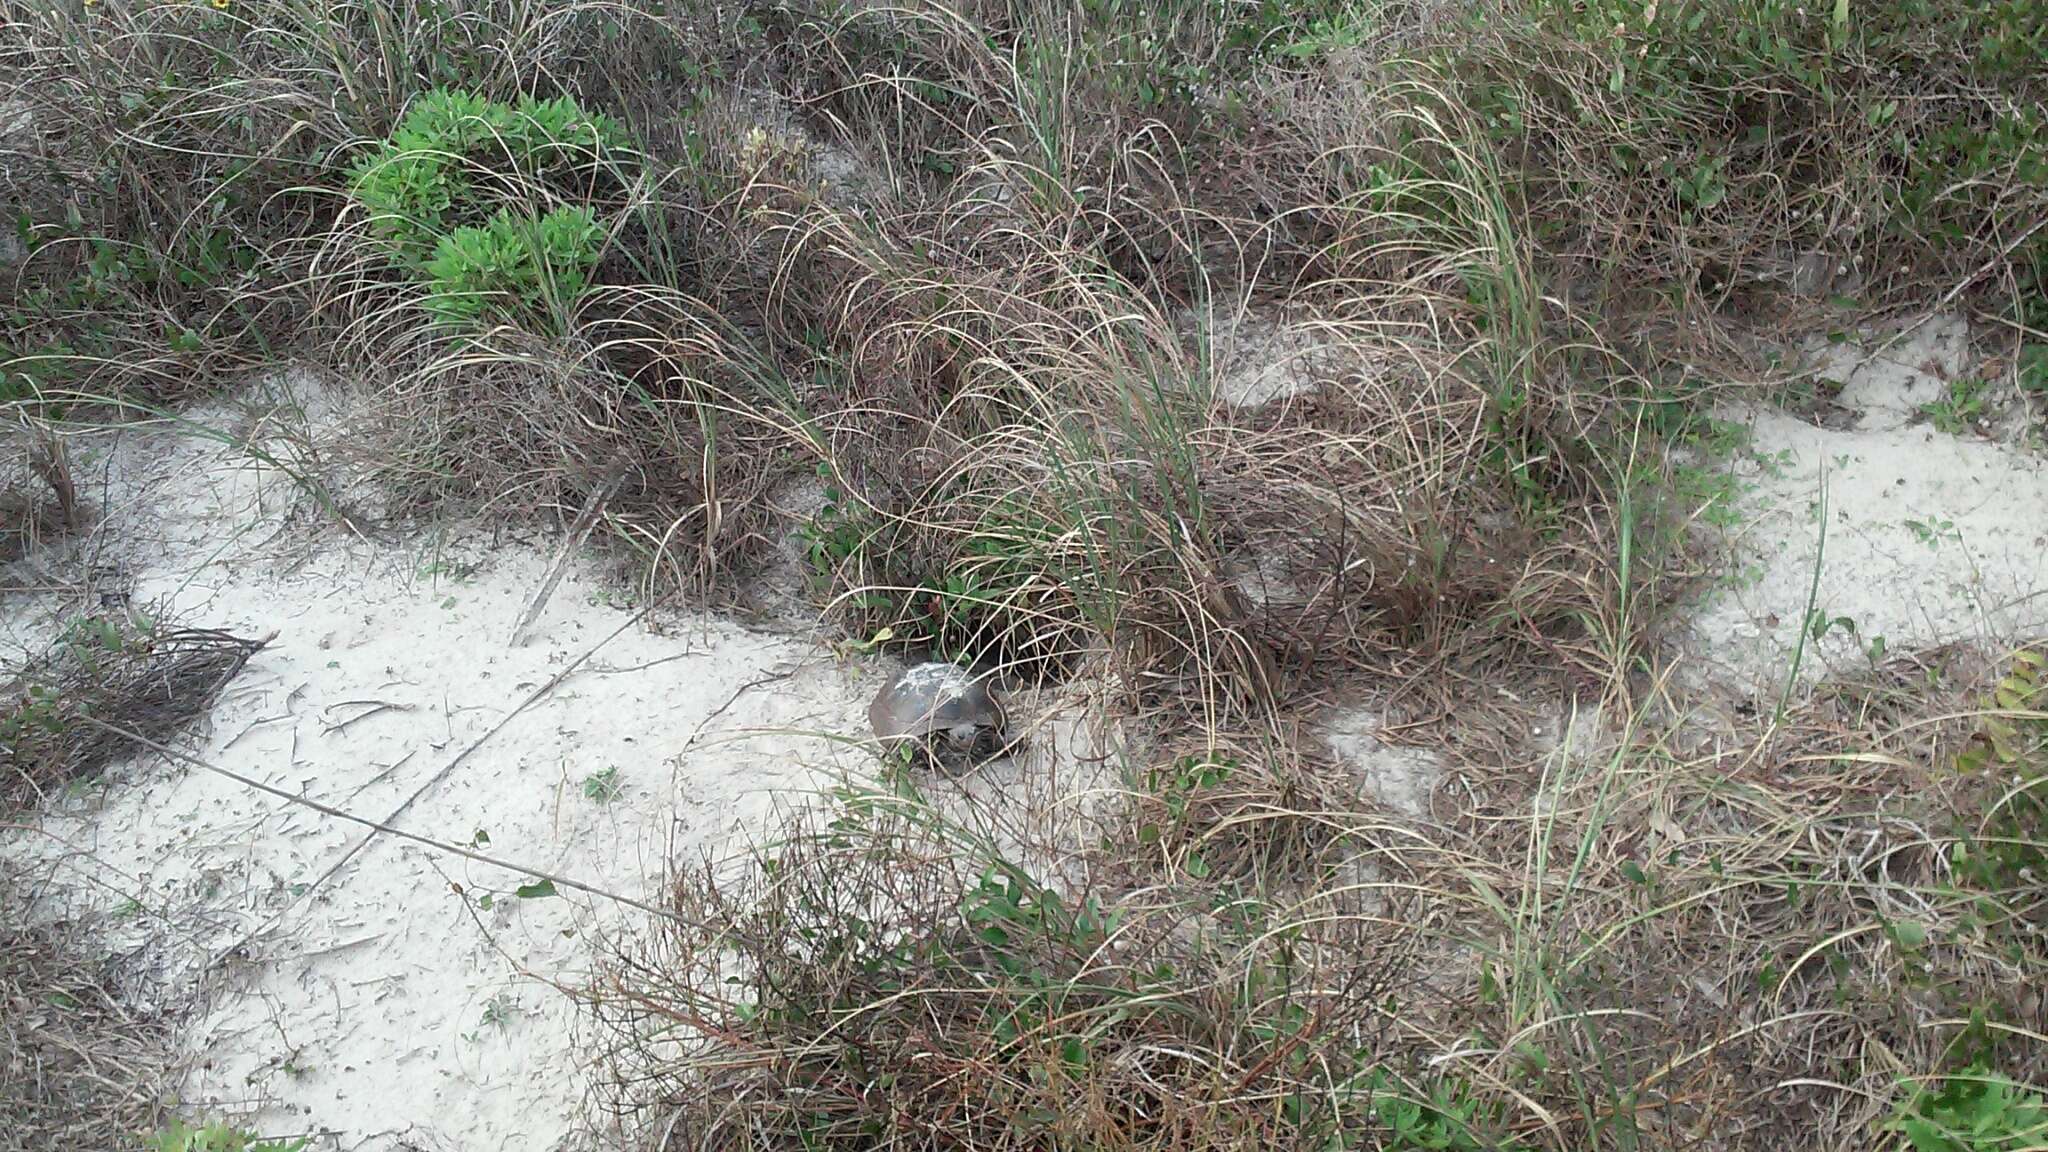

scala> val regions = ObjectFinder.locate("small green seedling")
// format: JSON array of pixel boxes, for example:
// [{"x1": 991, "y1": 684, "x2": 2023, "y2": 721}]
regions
[
  {"x1": 1920, "y1": 377, "x2": 1991, "y2": 435},
  {"x1": 581, "y1": 765, "x2": 622, "y2": 803},
  {"x1": 1904, "y1": 516, "x2": 1960, "y2": 549},
  {"x1": 481, "y1": 992, "x2": 521, "y2": 1029}
]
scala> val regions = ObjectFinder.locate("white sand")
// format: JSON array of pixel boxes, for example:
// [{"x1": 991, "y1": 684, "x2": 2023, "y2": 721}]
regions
[
  {"x1": 1685, "y1": 316, "x2": 2048, "y2": 691},
  {"x1": 2, "y1": 378, "x2": 878, "y2": 1150}
]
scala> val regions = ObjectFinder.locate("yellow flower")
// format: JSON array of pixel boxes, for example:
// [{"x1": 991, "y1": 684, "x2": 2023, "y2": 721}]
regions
[{"x1": 210, "y1": 0, "x2": 229, "y2": 8}]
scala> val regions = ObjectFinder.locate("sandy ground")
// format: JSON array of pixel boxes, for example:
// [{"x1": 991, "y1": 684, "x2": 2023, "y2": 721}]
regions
[
  {"x1": 2, "y1": 378, "x2": 879, "y2": 1151},
  {"x1": 3, "y1": 310, "x2": 2042, "y2": 1149},
  {"x1": 1684, "y1": 316, "x2": 2048, "y2": 693}
]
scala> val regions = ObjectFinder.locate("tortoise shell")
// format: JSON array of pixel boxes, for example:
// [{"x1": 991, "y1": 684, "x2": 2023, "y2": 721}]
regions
[{"x1": 867, "y1": 661, "x2": 1007, "y2": 768}]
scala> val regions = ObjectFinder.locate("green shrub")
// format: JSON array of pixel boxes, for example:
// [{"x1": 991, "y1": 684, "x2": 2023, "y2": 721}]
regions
[
  {"x1": 347, "y1": 88, "x2": 632, "y2": 329},
  {"x1": 421, "y1": 204, "x2": 604, "y2": 327}
]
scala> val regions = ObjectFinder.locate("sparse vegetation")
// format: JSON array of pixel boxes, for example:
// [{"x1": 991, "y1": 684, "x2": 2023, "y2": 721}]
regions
[
  {"x1": 1952, "y1": 648, "x2": 2047, "y2": 900},
  {"x1": 595, "y1": 786, "x2": 1526, "y2": 1150},
  {"x1": 149, "y1": 1119, "x2": 308, "y2": 1152},
  {"x1": 4, "y1": 0, "x2": 2045, "y2": 1149},
  {"x1": 1886, "y1": 1068, "x2": 2048, "y2": 1152}
]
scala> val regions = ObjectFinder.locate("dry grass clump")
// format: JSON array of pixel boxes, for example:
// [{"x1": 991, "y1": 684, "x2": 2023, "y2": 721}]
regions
[
  {"x1": 1108, "y1": 729, "x2": 1369, "y2": 886},
  {"x1": 9, "y1": 0, "x2": 2041, "y2": 597},
  {"x1": 1437, "y1": 0, "x2": 2048, "y2": 319},
  {"x1": 0, "y1": 484, "x2": 64, "y2": 564},
  {"x1": 0, "y1": 429, "x2": 80, "y2": 564},
  {"x1": 1398, "y1": 644, "x2": 2048, "y2": 1148},
  {"x1": 0, "y1": 1, "x2": 357, "y2": 404},
  {"x1": 0, "y1": 865, "x2": 177, "y2": 1152},
  {"x1": 1, "y1": 612, "x2": 266, "y2": 811},
  {"x1": 8, "y1": 0, "x2": 1635, "y2": 629},
  {"x1": 590, "y1": 790, "x2": 1452, "y2": 1152},
  {"x1": 332, "y1": 311, "x2": 807, "y2": 594},
  {"x1": 708, "y1": 117, "x2": 1610, "y2": 703},
  {"x1": 591, "y1": 641, "x2": 2048, "y2": 1151},
  {"x1": 0, "y1": 440, "x2": 77, "y2": 561}
]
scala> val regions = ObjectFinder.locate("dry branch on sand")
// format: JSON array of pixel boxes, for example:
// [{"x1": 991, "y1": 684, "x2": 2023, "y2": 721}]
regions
[{"x1": 2, "y1": 615, "x2": 267, "y2": 811}]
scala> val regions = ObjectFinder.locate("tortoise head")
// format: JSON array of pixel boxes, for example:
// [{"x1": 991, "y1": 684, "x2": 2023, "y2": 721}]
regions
[{"x1": 938, "y1": 715, "x2": 1007, "y2": 766}]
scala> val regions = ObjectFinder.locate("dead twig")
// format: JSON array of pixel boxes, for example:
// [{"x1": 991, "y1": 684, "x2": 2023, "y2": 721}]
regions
[{"x1": 69, "y1": 713, "x2": 701, "y2": 929}]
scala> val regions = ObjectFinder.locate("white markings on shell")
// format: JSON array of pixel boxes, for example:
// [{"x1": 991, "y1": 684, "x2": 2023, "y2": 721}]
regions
[
  {"x1": 871, "y1": 662, "x2": 1000, "y2": 743},
  {"x1": 898, "y1": 660, "x2": 976, "y2": 701}
]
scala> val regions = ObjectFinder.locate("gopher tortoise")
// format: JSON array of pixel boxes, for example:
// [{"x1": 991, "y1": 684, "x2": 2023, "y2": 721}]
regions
[{"x1": 868, "y1": 661, "x2": 1010, "y2": 771}]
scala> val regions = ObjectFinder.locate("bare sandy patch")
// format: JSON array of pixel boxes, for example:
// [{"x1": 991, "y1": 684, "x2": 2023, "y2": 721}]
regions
[
  {"x1": 1, "y1": 379, "x2": 882, "y2": 1151},
  {"x1": 1684, "y1": 317, "x2": 2048, "y2": 694}
]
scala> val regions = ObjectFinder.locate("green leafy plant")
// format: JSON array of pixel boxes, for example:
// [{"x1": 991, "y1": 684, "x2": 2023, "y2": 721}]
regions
[
  {"x1": 1905, "y1": 516, "x2": 1961, "y2": 550},
  {"x1": 581, "y1": 764, "x2": 623, "y2": 803},
  {"x1": 0, "y1": 681, "x2": 66, "y2": 752},
  {"x1": 1669, "y1": 463, "x2": 1745, "y2": 530},
  {"x1": 3, "y1": 210, "x2": 255, "y2": 401},
  {"x1": 1139, "y1": 753, "x2": 1235, "y2": 842},
  {"x1": 1884, "y1": 1067, "x2": 2048, "y2": 1152},
  {"x1": 421, "y1": 205, "x2": 603, "y2": 327},
  {"x1": 802, "y1": 476, "x2": 1060, "y2": 667},
  {"x1": 480, "y1": 992, "x2": 521, "y2": 1030},
  {"x1": 800, "y1": 470, "x2": 875, "y2": 579},
  {"x1": 1367, "y1": 1071, "x2": 1526, "y2": 1151},
  {"x1": 150, "y1": 1120, "x2": 307, "y2": 1152},
  {"x1": 1278, "y1": 8, "x2": 1376, "y2": 58},
  {"x1": 1921, "y1": 378, "x2": 1992, "y2": 435},
  {"x1": 347, "y1": 88, "x2": 631, "y2": 330},
  {"x1": 958, "y1": 862, "x2": 1113, "y2": 978},
  {"x1": 349, "y1": 89, "x2": 627, "y2": 259},
  {"x1": 2018, "y1": 343, "x2": 2048, "y2": 401}
]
